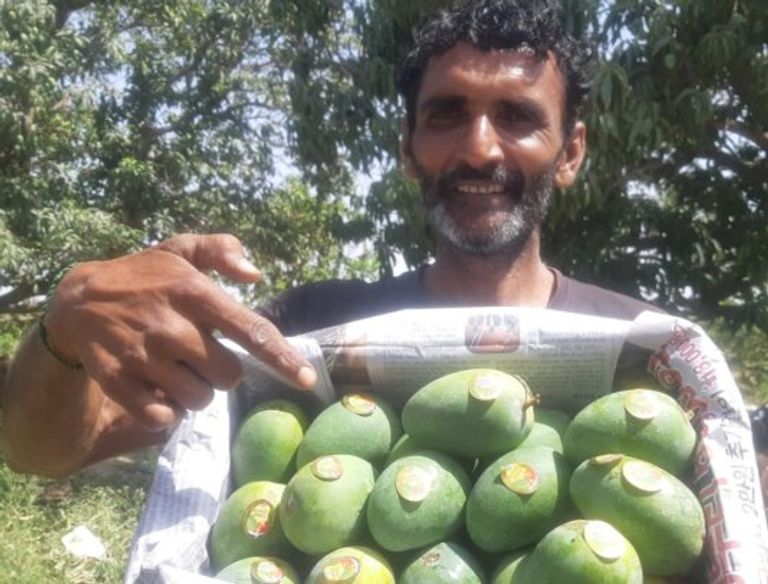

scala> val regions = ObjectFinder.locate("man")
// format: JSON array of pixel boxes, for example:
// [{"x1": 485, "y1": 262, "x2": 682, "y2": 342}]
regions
[{"x1": 1, "y1": 0, "x2": 656, "y2": 478}]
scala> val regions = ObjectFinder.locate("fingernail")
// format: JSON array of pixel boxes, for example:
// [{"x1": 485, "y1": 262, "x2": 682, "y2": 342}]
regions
[
  {"x1": 297, "y1": 365, "x2": 317, "y2": 389},
  {"x1": 237, "y1": 256, "x2": 261, "y2": 277}
]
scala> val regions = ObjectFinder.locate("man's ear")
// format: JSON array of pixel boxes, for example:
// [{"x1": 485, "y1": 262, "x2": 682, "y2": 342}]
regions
[
  {"x1": 400, "y1": 118, "x2": 418, "y2": 179},
  {"x1": 554, "y1": 121, "x2": 587, "y2": 189}
]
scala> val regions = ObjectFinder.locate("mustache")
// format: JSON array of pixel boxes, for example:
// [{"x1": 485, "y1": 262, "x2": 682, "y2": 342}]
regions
[{"x1": 432, "y1": 164, "x2": 525, "y2": 198}]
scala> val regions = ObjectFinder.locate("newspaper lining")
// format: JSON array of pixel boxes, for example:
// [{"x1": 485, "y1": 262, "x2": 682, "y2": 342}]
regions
[{"x1": 124, "y1": 308, "x2": 768, "y2": 584}]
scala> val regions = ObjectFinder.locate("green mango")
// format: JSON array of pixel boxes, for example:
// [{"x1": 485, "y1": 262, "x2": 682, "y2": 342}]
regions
[
  {"x1": 534, "y1": 408, "x2": 571, "y2": 436},
  {"x1": 467, "y1": 446, "x2": 574, "y2": 552},
  {"x1": 516, "y1": 409, "x2": 571, "y2": 453},
  {"x1": 306, "y1": 546, "x2": 395, "y2": 584},
  {"x1": 563, "y1": 389, "x2": 696, "y2": 476},
  {"x1": 296, "y1": 393, "x2": 402, "y2": 469},
  {"x1": 231, "y1": 399, "x2": 307, "y2": 486},
  {"x1": 570, "y1": 454, "x2": 705, "y2": 575},
  {"x1": 281, "y1": 454, "x2": 376, "y2": 554},
  {"x1": 476, "y1": 409, "x2": 570, "y2": 474},
  {"x1": 385, "y1": 434, "x2": 423, "y2": 465},
  {"x1": 402, "y1": 369, "x2": 536, "y2": 458},
  {"x1": 516, "y1": 520, "x2": 643, "y2": 583},
  {"x1": 399, "y1": 541, "x2": 485, "y2": 584},
  {"x1": 367, "y1": 452, "x2": 470, "y2": 552},
  {"x1": 208, "y1": 481, "x2": 289, "y2": 572},
  {"x1": 387, "y1": 434, "x2": 477, "y2": 475},
  {"x1": 491, "y1": 549, "x2": 530, "y2": 584},
  {"x1": 214, "y1": 556, "x2": 300, "y2": 584}
]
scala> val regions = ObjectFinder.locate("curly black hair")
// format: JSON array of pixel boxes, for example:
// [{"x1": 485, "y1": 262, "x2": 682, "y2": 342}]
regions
[{"x1": 398, "y1": 0, "x2": 589, "y2": 137}]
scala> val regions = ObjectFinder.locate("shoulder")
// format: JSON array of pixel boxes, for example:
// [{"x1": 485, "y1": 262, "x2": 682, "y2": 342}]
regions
[
  {"x1": 257, "y1": 268, "x2": 428, "y2": 335},
  {"x1": 548, "y1": 269, "x2": 664, "y2": 321}
]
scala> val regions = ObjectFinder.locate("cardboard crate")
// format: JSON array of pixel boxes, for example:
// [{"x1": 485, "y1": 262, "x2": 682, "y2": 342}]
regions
[{"x1": 125, "y1": 309, "x2": 768, "y2": 583}]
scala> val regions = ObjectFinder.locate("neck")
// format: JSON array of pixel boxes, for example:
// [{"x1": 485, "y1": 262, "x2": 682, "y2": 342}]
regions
[{"x1": 423, "y1": 231, "x2": 554, "y2": 307}]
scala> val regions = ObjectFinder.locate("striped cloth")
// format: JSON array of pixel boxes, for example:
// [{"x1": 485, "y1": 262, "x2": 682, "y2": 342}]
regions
[{"x1": 123, "y1": 391, "x2": 231, "y2": 584}]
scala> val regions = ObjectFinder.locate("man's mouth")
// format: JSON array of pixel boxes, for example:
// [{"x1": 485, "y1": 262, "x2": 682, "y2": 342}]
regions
[
  {"x1": 454, "y1": 183, "x2": 507, "y2": 195},
  {"x1": 427, "y1": 165, "x2": 526, "y2": 204}
]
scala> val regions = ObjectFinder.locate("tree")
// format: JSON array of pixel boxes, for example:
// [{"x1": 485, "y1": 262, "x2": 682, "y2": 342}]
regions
[
  {"x1": 544, "y1": 0, "x2": 768, "y2": 332},
  {"x1": 0, "y1": 0, "x2": 377, "y2": 322},
  {"x1": 2, "y1": 0, "x2": 765, "y2": 338},
  {"x1": 1, "y1": 1, "x2": 145, "y2": 313}
]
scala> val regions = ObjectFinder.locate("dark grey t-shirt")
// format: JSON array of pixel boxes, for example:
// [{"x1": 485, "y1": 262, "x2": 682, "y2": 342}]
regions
[{"x1": 257, "y1": 266, "x2": 660, "y2": 336}]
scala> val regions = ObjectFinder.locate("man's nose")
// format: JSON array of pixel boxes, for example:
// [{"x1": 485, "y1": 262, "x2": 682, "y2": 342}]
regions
[{"x1": 457, "y1": 115, "x2": 504, "y2": 169}]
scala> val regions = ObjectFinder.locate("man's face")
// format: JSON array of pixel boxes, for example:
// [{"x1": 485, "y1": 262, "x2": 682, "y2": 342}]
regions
[{"x1": 403, "y1": 42, "x2": 585, "y2": 256}]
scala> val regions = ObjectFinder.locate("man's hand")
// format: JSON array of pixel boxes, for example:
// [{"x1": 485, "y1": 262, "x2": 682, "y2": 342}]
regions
[{"x1": 43, "y1": 233, "x2": 316, "y2": 433}]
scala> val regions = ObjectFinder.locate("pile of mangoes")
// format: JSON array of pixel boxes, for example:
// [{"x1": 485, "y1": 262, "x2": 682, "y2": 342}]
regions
[{"x1": 208, "y1": 368, "x2": 705, "y2": 583}]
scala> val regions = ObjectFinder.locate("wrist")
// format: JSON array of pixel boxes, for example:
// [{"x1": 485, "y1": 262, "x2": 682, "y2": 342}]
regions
[
  {"x1": 39, "y1": 311, "x2": 83, "y2": 370},
  {"x1": 41, "y1": 264, "x2": 90, "y2": 369}
]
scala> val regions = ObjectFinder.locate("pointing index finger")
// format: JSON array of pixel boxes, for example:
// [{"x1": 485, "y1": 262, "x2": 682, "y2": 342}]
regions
[{"x1": 181, "y1": 278, "x2": 317, "y2": 390}]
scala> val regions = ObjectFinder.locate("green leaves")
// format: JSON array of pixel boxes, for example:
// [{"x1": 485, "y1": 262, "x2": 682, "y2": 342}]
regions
[
  {"x1": 0, "y1": 0, "x2": 765, "y2": 338},
  {"x1": 545, "y1": 0, "x2": 768, "y2": 331},
  {"x1": 0, "y1": 0, "x2": 379, "y2": 316},
  {"x1": 0, "y1": 200, "x2": 141, "y2": 311},
  {"x1": 593, "y1": 62, "x2": 629, "y2": 110},
  {"x1": 235, "y1": 179, "x2": 376, "y2": 301}
]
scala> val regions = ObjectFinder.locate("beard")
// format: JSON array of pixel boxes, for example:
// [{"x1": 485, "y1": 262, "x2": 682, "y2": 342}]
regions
[{"x1": 418, "y1": 161, "x2": 557, "y2": 257}]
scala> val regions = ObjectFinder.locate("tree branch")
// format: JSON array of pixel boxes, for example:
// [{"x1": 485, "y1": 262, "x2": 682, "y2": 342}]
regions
[
  {"x1": 0, "y1": 283, "x2": 34, "y2": 312},
  {"x1": 704, "y1": 148, "x2": 767, "y2": 186},
  {"x1": 53, "y1": 0, "x2": 96, "y2": 30},
  {"x1": 725, "y1": 119, "x2": 768, "y2": 153}
]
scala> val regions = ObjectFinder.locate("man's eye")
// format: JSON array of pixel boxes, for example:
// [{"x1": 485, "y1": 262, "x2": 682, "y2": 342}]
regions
[
  {"x1": 499, "y1": 109, "x2": 536, "y2": 125},
  {"x1": 428, "y1": 107, "x2": 465, "y2": 124}
]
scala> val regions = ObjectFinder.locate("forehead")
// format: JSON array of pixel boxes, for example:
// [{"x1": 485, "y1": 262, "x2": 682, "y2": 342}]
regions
[{"x1": 417, "y1": 41, "x2": 565, "y2": 113}]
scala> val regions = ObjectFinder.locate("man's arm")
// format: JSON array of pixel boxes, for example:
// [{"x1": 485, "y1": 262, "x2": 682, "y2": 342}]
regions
[
  {"x1": 0, "y1": 234, "x2": 317, "y2": 478},
  {"x1": 2, "y1": 328, "x2": 161, "y2": 477}
]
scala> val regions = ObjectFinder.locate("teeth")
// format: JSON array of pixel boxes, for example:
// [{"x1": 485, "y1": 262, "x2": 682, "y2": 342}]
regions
[{"x1": 456, "y1": 184, "x2": 505, "y2": 194}]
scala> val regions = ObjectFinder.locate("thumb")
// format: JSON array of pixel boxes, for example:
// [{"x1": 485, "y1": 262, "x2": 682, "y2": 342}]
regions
[{"x1": 155, "y1": 233, "x2": 262, "y2": 283}]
